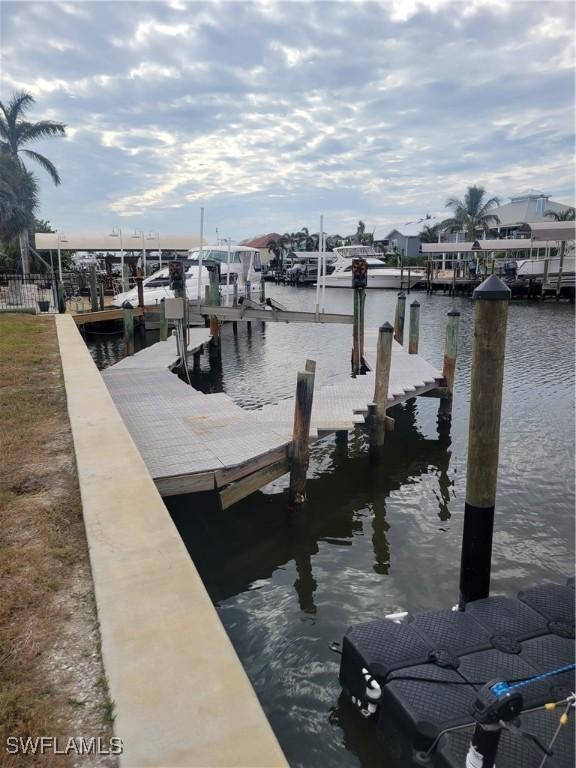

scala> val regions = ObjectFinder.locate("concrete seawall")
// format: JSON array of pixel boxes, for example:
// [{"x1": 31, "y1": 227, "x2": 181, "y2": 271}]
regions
[{"x1": 56, "y1": 315, "x2": 286, "y2": 767}]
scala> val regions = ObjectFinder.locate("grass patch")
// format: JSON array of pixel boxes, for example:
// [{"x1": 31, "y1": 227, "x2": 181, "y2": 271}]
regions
[{"x1": 0, "y1": 314, "x2": 114, "y2": 766}]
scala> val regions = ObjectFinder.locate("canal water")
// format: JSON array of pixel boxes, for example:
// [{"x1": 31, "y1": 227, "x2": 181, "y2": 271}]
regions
[{"x1": 87, "y1": 287, "x2": 575, "y2": 768}]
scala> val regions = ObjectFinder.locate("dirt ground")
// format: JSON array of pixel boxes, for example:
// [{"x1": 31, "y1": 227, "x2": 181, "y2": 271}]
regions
[{"x1": 0, "y1": 314, "x2": 118, "y2": 768}]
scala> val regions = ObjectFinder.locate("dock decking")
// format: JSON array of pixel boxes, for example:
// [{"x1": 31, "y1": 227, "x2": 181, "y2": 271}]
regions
[{"x1": 103, "y1": 329, "x2": 443, "y2": 505}]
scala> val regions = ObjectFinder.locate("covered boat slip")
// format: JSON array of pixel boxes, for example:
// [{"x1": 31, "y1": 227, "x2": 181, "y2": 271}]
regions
[{"x1": 102, "y1": 330, "x2": 442, "y2": 505}]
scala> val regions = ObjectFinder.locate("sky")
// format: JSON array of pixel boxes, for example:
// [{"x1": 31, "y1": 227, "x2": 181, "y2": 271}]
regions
[{"x1": 1, "y1": 0, "x2": 574, "y2": 242}]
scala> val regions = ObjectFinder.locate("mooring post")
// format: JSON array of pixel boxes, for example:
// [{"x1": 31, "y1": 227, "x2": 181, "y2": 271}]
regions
[
  {"x1": 407, "y1": 266, "x2": 411, "y2": 294},
  {"x1": 289, "y1": 365, "x2": 316, "y2": 507},
  {"x1": 437, "y1": 309, "x2": 460, "y2": 425},
  {"x1": 245, "y1": 279, "x2": 251, "y2": 301},
  {"x1": 260, "y1": 279, "x2": 266, "y2": 304},
  {"x1": 459, "y1": 275, "x2": 510, "y2": 608},
  {"x1": 368, "y1": 322, "x2": 393, "y2": 461},
  {"x1": 232, "y1": 274, "x2": 238, "y2": 308},
  {"x1": 135, "y1": 269, "x2": 144, "y2": 309},
  {"x1": 408, "y1": 300, "x2": 420, "y2": 354},
  {"x1": 123, "y1": 305, "x2": 135, "y2": 356},
  {"x1": 98, "y1": 282, "x2": 105, "y2": 311},
  {"x1": 208, "y1": 264, "x2": 221, "y2": 349},
  {"x1": 351, "y1": 258, "x2": 367, "y2": 375},
  {"x1": 89, "y1": 266, "x2": 98, "y2": 312},
  {"x1": 393, "y1": 291, "x2": 406, "y2": 345},
  {"x1": 159, "y1": 298, "x2": 168, "y2": 341},
  {"x1": 556, "y1": 240, "x2": 566, "y2": 300}
]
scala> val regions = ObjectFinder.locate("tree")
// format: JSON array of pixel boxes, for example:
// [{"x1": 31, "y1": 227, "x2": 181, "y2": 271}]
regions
[
  {"x1": 419, "y1": 223, "x2": 443, "y2": 243},
  {"x1": 0, "y1": 91, "x2": 66, "y2": 272},
  {"x1": 544, "y1": 207, "x2": 575, "y2": 222},
  {"x1": 443, "y1": 185, "x2": 501, "y2": 241}
]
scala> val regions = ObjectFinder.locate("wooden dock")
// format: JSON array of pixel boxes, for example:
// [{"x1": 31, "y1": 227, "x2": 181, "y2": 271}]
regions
[{"x1": 102, "y1": 329, "x2": 442, "y2": 507}]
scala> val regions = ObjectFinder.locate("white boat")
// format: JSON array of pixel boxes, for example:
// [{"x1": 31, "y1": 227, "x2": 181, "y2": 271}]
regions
[
  {"x1": 112, "y1": 245, "x2": 262, "y2": 307},
  {"x1": 322, "y1": 245, "x2": 425, "y2": 289}
]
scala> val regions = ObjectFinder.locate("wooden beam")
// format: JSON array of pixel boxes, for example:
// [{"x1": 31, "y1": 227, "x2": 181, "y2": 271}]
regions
[
  {"x1": 192, "y1": 304, "x2": 353, "y2": 324},
  {"x1": 219, "y1": 459, "x2": 290, "y2": 510},
  {"x1": 155, "y1": 471, "x2": 216, "y2": 497},
  {"x1": 73, "y1": 306, "x2": 144, "y2": 325}
]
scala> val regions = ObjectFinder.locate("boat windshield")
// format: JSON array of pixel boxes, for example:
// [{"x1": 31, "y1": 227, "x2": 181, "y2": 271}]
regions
[{"x1": 189, "y1": 249, "x2": 242, "y2": 264}]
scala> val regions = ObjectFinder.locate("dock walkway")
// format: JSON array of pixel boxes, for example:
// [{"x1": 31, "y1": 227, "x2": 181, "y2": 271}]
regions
[{"x1": 103, "y1": 330, "x2": 443, "y2": 503}]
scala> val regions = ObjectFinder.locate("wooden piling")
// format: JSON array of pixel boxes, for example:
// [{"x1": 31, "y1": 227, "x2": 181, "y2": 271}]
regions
[
  {"x1": 98, "y1": 282, "x2": 105, "y2": 311},
  {"x1": 123, "y1": 306, "x2": 135, "y2": 356},
  {"x1": 369, "y1": 322, "x2": 393, "y2": 460},
  {"x1": 556, "y1": 240, "x2": 566, "y2": 300},
  {"x1": 232, "y1": 275, "x2": 238, "y2": 308},
  {"x1": 437, "y1": 309, "x2": 460, "y2": 425},
  {"x1": 159, "y1": 298, "x2": 168, "y2": 341},
  {"x1": 245, "y1": 280, "x2": 251, "y2": 301},
  {"x1": 288, "y1": 367, "x2": 315, "y2": 506},
  {"x1": 89, "y1": 266, "x2": 98, "y2": 312},
  {"x1": 459, "y1": 275, "x2": 510, "y2": 607},
  {"x1": 407, "y1": 267, "x2": 411, "y2": 294},
  {"x1": 393, "y1": 292, "x2": 406, "y2": 345},
  {"x1": 260, "y1": 279, "x2": 266, "y2": 304},
  {"x1": 208, "y1": 265, "x2": 221, "y2": 347},
  {"x1": 408, "y1": 300, "x2": 420, "y2": 355},
  {"x1": 136, "y1": 272, "x2": 144, "y2": 308}
]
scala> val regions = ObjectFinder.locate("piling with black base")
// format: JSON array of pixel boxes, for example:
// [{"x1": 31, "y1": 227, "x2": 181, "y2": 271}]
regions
[
  {"x1": 288, "y1": 363, "x2": 316, "y2": 507},
  {"x1": 459, "y1": 275, "x2": 510, "y2": 608},
  {"x1": 207, "y1": 264, "x2": 221, "y2": 352},
  {"x1": 351, "y1": 258, "x2": 367, "y2": 376},
  {"x1": 159, "y1": 298, "x2": 168, "y2": 341},
  {"x1": 393, "y1": 292, "x2": 406, "y2": 346}
]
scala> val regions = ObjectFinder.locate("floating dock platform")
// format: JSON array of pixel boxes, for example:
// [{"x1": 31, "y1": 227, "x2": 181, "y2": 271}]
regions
[
  {"x1": 102, "y1": 328, "x2": 443, "y2": 506},
  {"x1": 339, "y1": 579, "x2": 575, "y2": 767}
]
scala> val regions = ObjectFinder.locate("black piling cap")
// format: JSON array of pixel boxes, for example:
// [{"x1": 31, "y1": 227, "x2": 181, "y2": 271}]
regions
[
  {"x1": 448, "y1": 309, "x2": 461, "y2": 317},
  {"x1": 473, "y1": 274, "x2": 511, "y2": 301},
  {"x1": 411, "y1": 300, "x2": 420, "y2": 307},
  {"x1": 398, "y1": 291, "x2": 406, "y2": 299},
  {"x1": 122, "y1": 300, "x2": 133, "y2": 309},
  {"x1": 380, "y1": 321, "x2": 394, "y2": 333}
]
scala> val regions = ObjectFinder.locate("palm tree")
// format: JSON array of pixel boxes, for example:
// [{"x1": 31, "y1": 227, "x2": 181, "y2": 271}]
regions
[
  {"x1": 443, "y1": 186, "x2": 501, "y2": 241},
  {"x1": 419, "y1": 223, "x2": 443, "y2": 243},
  {"x1": 0, "y1": 91, "x2": 66, "y2": 272},
  {"x1": 544, "y1": 207, "x2": 575, "y2": 222}
]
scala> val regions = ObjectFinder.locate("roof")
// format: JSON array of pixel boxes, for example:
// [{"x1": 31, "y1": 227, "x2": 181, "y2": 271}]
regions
[
  {"x1": 421, "y1": 239, "x2": 560, "y2": 253},
  {"x1": 240, "y1": 233, "x2": 283, "y2": 249},
  {"x1": 384, "y1": 216, "x2": 443, "y2": 239},
  {"x1": 35, "y1": 232, "x2": 203, "y2": 251},
  {"x1": 517, "y1": 221, "x2": 576, "y2": 241},
  {"x1": 492, "y1": 197, "x2": 572, "y2": 227}
]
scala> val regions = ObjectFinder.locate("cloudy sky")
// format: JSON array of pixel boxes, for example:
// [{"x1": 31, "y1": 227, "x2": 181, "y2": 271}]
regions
[{"x1": 1, "y1": 0, "x2": 574, "y2": 241}]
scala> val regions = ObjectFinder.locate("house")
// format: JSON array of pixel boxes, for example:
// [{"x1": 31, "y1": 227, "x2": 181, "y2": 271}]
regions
[
  {"x1": 383, "y1": 216, "x2": 443, "y2": 258},
  {"x1": 489, "y1": 191, "x2": 573, "y2": 238},
  {"x1": 240, "y1": 233, "x2": 283, "y2": 249}
]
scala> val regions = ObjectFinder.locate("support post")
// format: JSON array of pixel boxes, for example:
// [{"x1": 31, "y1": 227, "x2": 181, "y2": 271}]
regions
[
  {"x1": 556, "y1": 240, "x2": 566, "y2": 300},
  {"x1": 208, "y1": 264, "x2": 221, "y2": 348},
  {"x1": 407, "y1": 266, "x2": 411, "y2": 294},
  {"x1": 408, "y1": 300, "x2": 420, "y2": 355},
  {"x1": 459, "y1": 275, "x2": 510, "y2": 607},
  {"x1": 393, "y1": 291, "x2": 406, "y2": 345},
  {"x1": 232, "y1": 274, "x2": 238, "y2": 308},
  {"x1": 369, "y1": 322, "x2": 393, "y2": 461},
  {"x1": 159, "y1": 298, "x2": 168, "y2": 341},
  {"x1": 123, "y1": 305, "x2": 135, "y2": 356},
  {"x1": 438, "y1": 309, "x2": 460, "y2": 425},
  {"x1": 136, "y1": 271, "x2": 144, "y2": 308},
  {"x1": 89, "y1": 266, "x2": 98, "y2": 312},
  {"x1": 260, "y1": 279, "x2": 266, "y2": 304},
  {"x1": 98, "y1": 282, "x2": 105, "y2": 311},
  {"x1": 245, "y1": 279, "x2": 251, "y2": 301},
  {"x1": 289, "y1": 366, "x2": 315, "y2": 507}
]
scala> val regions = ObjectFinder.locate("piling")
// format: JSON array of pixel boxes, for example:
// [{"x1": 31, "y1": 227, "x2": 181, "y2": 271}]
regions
[
  {"x1": 208, "y1": 264, "x2": 221, "y2": 348},
  {"x1": 159, "y1": 298, "x2": 168, "y2": 341},
  {"x1": 408, "y1": 300, "x2": 420, "y2": 354},
  {"x1": 437, "y1": 309, "x2": 460, "y2": 425},
  {"x1": 123, "y1": 305, "x2": 135, "y2": 356},
  {"x1": 393, "y1": 292, "x2": 406, "y2": 346},
  {"x1": 556, "y1": 240, "x2": 566, "y2": 300},
  {"x1": 232, "y1": 275, "x2": 238, "y2": 308},
  {"x1": 245, "y1": 280, "x2": 251, "y2": 301},
  {"x1": 260, "y1": 279, "x2": 266, "y2": 303},
  {"x1": 368, "y1": 323, "x2": 393, "y2": 461},
  {"x1": 98, "y1": 282, "x2": 105, "y2": 311},
  {"x1": 351, "y1": 258, "x2": 367, "y2": 375},
  {"x1": 136, "y1": 273, "x2": 144, "y2": 308},
  {"x1": 407, "y1": 267, "x2": 411, "y2": 294},
  {"x1": 89, "y1": 266, "x2": 98, "y2": 312},
  {"x1": 288, "y1": 366, "x2": 316, "y2": 507},
  {"x1": 459, "y1": 275, "x2": 510, "y2": 607}
]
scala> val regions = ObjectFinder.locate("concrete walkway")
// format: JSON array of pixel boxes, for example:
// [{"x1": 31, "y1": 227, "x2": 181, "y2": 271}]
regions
[{"x1": 56, "y1": 315, "x2": 286, "y2": 768}]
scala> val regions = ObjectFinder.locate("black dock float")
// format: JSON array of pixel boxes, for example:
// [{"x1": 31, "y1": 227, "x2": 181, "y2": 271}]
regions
[{"x1": 339, "y1": 579, "x2": 575, "y2": 767}]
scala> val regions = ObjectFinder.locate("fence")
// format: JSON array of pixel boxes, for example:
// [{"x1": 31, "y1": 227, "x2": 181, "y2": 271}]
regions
[{"x1": 0, "y1": 273, "x2": 82, "y2": 314}]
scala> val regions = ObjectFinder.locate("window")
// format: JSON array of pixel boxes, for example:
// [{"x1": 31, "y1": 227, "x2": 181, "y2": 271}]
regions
[{"x1": 253, "y1": 252, "x2": 262, "y2": 271}]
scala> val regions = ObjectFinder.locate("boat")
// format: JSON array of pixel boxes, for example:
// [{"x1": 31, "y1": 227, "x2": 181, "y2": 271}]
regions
[
  {"x1": 322, "y1": 245, "x2": 425, "y2": 289},
  {"x1": 285, "y1": 252, "x2": 337, "y2": 285},
  {"x1": 112, "y1": 245, "x2": 262, "y2": 307}
]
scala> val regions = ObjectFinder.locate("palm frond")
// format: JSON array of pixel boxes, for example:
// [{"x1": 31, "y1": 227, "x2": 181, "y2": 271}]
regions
[
  {"x1": 20, "y1": 149, "x2": 62, "y2": 185},
  {"x1": 19, "y1": 120, "x2": 67, "y2": 144}
]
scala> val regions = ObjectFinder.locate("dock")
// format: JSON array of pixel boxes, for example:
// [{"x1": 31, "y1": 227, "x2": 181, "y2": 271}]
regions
[{"x1": 102, "y1": 329, "x2": 443, "y2": 507}]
